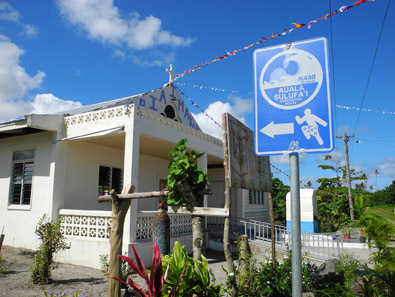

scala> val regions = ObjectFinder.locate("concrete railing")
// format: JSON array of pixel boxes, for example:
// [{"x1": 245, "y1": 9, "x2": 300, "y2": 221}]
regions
[
  {"x1": 59, "y1": 209, "x2": 112, "y2": 240},
  {"x1": 59, "y1": 209, "x2": 192, "y2": 242},
  {"x1": 136, "y1": 211, "x2": 192, "y2": 241}
]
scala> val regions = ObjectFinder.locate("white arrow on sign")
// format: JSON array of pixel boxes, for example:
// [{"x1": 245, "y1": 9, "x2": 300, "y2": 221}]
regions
[{"x1": 260, "y1": 121, "x2": 294, "y2": 138}]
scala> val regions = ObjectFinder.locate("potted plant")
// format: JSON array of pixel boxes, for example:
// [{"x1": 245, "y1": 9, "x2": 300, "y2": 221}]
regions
[
  {"x1": 340, "y1": 225, "x2": 352, "y2": 240},
  {"x1": 355, "y1": 216, "x2": 371, "y2": 243}
]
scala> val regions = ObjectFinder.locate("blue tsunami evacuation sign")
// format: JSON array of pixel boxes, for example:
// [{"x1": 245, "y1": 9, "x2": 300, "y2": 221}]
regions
[{"x1": 254, "y1": 37, "x2": 333, "y2": 155}]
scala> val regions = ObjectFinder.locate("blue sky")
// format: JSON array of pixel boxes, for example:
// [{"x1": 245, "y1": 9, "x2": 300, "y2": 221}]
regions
[{"x1": 0, "y1": 0, "x2": 394, "y2": 190}]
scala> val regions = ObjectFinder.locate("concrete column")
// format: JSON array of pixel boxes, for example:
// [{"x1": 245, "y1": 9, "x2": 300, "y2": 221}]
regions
[
  {"x1": 122, "y1": 109, "x2": 140, "y2": 243},
  {"x1": 51, "y1": 126, "x2": 68, "y2": 219}
]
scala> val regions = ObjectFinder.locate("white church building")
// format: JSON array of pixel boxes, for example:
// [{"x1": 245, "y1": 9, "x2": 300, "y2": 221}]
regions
[{"x1": 0, "y1": 84, "x2": 270, "y2": 268}]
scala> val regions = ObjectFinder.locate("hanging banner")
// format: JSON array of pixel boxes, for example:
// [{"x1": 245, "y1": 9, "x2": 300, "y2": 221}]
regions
[{"x1": 224, "y1": 113, "x2": 272, "y2": 192}]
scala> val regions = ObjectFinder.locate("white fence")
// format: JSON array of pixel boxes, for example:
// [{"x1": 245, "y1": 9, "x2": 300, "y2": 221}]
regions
[{"x1": 240, "y1": 219, "x2": 343, "y2": 260}]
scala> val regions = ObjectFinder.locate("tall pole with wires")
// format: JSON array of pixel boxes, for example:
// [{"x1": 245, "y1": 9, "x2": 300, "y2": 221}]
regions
[{"x1": 338, "y1": 134, "x2": 355, "y2": 221}]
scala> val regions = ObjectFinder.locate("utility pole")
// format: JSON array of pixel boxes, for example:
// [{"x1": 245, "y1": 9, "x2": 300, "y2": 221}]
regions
[{"x1": 336, "y1": 133, "x2": 354, "y2": 221}]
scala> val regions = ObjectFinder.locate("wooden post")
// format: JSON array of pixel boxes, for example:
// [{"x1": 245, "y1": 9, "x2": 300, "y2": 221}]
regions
[
  {"x1": 268, "y1": 192, "x2": 276, "y2": 267},
  {"x1": 239, "y1": 235, "x2": 250, "y2": 276},
  {"x1": 176, "y1": 179, "x2": 206, "y2": 260},
  {"x1": 222, "y1": 113, "x2": 236, "y2": 296},
  {"x1": 108, "y1": 184, "x2": 135, "y2": 297}
]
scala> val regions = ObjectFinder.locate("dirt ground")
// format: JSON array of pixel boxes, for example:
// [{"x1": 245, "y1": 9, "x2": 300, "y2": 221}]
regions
[
  {"x1": 0, "y1": 244, "x2": 376, "y2": 297},
  {"x1": 0, "y1": 246, "x2": 229, "y2": 297}
]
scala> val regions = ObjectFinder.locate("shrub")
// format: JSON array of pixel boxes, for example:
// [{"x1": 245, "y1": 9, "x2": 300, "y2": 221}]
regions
[
  {"x1": 31, "y1": 214, "x2": 71, "y2": 284},
  {"x1": 162, "y1": 241, "x2": 225, "y2": 297},
  {"x1": 335, "y1": 253, "x2": 363, "y2": 287},
  {"x1": 100, "y1": 253, "x2": 132, "y2": 288},
  {"x1": 230, "y1": 253, "x2": 324, "y2": 297}
]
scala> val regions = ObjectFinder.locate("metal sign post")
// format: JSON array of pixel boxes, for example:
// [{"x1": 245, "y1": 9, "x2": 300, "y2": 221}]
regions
[
  {"x1": 254, "y1": 37, "x2": 333, "y2": 297},
  {"x1": 290, "y1": 152, "x2": 301, "y2": 297}
]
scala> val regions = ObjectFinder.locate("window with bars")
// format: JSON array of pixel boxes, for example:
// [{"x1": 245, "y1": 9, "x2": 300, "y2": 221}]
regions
[
  {"x1": 98, "y1": 166, "x2": 123, "y2": 195},
  {"x1": 9, "y1": 149, "x2": 35, "y2": 205},
  {"x1": 248, "y1": 190, "x2": 265, "y2": 205}
]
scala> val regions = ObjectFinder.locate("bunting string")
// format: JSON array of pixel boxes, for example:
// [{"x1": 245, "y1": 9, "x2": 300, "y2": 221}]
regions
[
  {"x1": 335, "y1": 105, "x2": 395, "y2": 116},
  {"x1": 174, "y1": 85, "x2": 222, "y2": 128},
  {"x1": 175, "y1": 82, "x2": 254, "y2": 95},
  {"x1": 172, "y1": 0, "x2": 374, "y2": 82},
  {"x1": 176, "y1": 82, "x2": 394, "y2": 116}
]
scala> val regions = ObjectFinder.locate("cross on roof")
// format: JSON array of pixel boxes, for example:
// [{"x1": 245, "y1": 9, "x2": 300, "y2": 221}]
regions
[{"x1": 166, "y1": 64, "x2": 176, "y2": 83}]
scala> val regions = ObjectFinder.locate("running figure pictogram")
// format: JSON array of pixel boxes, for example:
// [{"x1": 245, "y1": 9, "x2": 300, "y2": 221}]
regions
[{"x1": 295, "y1": 108, "x2": 327, "y2": 145}]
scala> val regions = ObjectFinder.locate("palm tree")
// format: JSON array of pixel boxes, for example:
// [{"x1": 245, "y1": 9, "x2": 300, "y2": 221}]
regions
[{"x1": 374, "y1": 169, "x2": 379, "y2": 191}]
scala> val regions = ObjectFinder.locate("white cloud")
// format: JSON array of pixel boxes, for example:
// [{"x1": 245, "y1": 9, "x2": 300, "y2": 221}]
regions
[
  {"x1": 0, "y1": 36, "x2": 81, "y2": 123},
  {"x1": 57, "y1": 0, "x2": 193, "y2": 50},
  {"x1": 0, "y1": 2, "x2": 39, "y2": 37},
  {"x1": 316, "y1": 147, "x2": 344, "y2": 164},
  {"x1": 375, "y1": 157, "x2": 395, "y2": 179},
  {"x1": 192, "y1": 95, "x2": 253, "y2": 139},
  {"x1": 270, "y1": 155, "x2": 289, "y2": 164},
  {"x1": 271, "y1": 153, "x2": 307, "y2": 165},
  {"x1": 112, "y1": 49, "x2": 126, "y2": 60},
  {"x1": 31, "y1": 94, "x2": 82, "y2": 114},
  {"x1": 0, "y1": 35, "x2": 45, "y2": 102},
  {"x1": 132, "y1": 50, "x2": 176, "y2": 67},
  {"x1": 0, "y1": 1, "x2": 20, "y2": 22},
  {"x1": 23, "y1": 24, "x2": 39, "y2": 38}
]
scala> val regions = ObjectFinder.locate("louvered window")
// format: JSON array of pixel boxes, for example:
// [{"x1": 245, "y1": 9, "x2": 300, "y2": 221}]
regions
[
  {"x1": 249, "y1": 190, "x2": 265, "y2": 205},
  {"x1": 9, "y1": 149, "x2": 35, "y2": 205},
  {"x1": 98, "y1": 166, "x2": 123, "y2": 195}
]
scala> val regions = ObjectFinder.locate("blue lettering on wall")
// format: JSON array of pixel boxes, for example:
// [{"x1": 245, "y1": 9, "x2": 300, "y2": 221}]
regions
[
  {"x1": 139, "y1": 98, "x2": 146, "y2": 107},
  {"x1": 149, "y1": 95, "x2": 158, "y2": 111},
  {"x1": 159, "y1": 89, "x2": 167, "y2": 104},
  {"x1": 184, "y1": 107, "x2": 190, "y2": 119},
  {"x1": 170, "y1": 84, "x2": 176, "y2": 100},
  {"x1": 178, "y1": 99, "x2": 185, "y2": 113}
]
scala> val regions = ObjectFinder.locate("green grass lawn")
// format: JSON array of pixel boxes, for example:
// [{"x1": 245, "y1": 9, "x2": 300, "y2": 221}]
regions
[{"x1": 365, "y1": 205, "x2": 395, "y2": 227}]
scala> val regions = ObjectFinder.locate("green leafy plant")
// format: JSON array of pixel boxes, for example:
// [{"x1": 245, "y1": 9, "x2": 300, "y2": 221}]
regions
[
  {"x1": 340, "y1": 224, "x2": 353, "y2": 236},
  {"x1": 100, "y1": 253, "x2": 132, "y2": 289},
  {"x1": 115, "y1": 240, "x2": 185, "y2": 297},
  {"x1": 167, "y1": 138, "x2": 209, "y2": 206},
  {"x1": 357, "y1": 269, "x2": 395, "y2": 297},
  {"x1": 31, "y1": 214, "x2": 71, "y2": 284},
  {"x1": 315, "y1": 284, "x2": 355, "y2": 297},
  {"x1": 229, "y1": 251, "x2": 325, "y2": 297},
  {"x1": 162, "y1": 241, "x2": 225, "y2": 297},
  {"x1": 363, "y1": 217, "x2": 395, "y2": 270},
  {"x1": 335, "y1": 253, "x2": 363, "y2": 288}
]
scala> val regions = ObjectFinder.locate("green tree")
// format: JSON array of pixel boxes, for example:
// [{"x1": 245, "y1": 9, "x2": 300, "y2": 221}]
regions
[
  {"x1": 271, "y1": 177, "x2": 289, "y2": 225},
  {"x1": 373, "y1": 180, "x2": 395, "y2": 205},
  {"x1": 315, "y1": 154, "x2": 369, "y2": 231}
]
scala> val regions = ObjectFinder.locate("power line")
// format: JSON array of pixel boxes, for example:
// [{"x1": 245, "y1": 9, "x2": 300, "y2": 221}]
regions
[
  {"x1": 352, "y1": 0, "x2": 391, "y2": 136},
  {"x1": 328, "y1": 0, "x2": 338, "y2": 145}
]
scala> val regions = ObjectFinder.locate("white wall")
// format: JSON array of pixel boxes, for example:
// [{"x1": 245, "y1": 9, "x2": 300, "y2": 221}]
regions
[
  {"x1": 137, "y1": 154, "x2": 169, "y2": 211},
  {"x1": 0, "y1": 132, "x2": 56, "y2": 249},
  {"x1": 63, "y1": 140, "x2": 124, "y2": 211}
]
